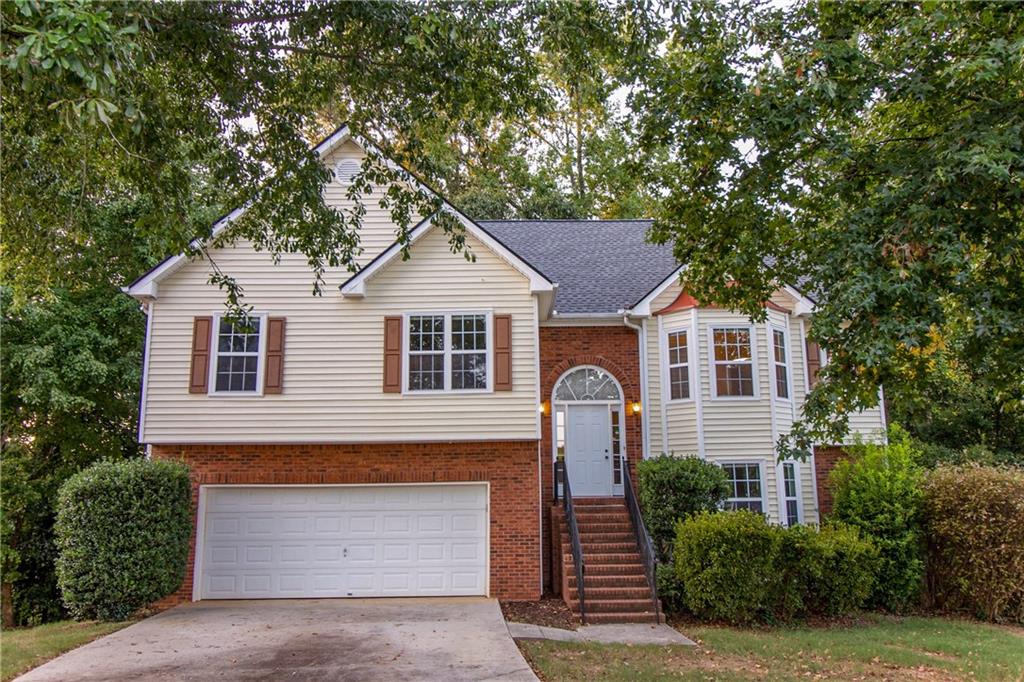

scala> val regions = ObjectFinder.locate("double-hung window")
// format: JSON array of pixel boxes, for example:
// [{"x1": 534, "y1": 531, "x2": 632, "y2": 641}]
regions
[
  {"x1": 666, "y1": 330, "x2": 690, "y2": 400},
  {"x1": 772, "y1": 328, "x2": 790, "y2": 400},
  {"x1": 212, "y1": 314, "x2": 264, "y2": 393},
  {"x1": 712, "y1": 327, "x2": 755, "y2": 397},
  {"x1": 406, "y1": 312, "x2": 489, "y2": 392},
  {"x1": 722, "y1": 463, "x2": 764, "y2": 512},
  {"x1": 782, "y1": 462, "x2": 800, "y2": 525}
]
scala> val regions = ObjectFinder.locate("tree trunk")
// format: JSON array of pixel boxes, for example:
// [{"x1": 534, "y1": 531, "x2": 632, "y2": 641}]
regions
[{"x1": 2, "y1": 581, "x2": 14, "y2": 628}]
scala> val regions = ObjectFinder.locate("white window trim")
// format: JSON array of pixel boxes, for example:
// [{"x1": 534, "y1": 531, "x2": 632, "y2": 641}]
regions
[
  {"x1": 771, "y1": 325, "x2": 793, "y2": 403},
  {"x1": 708, "y1": 325, "x2": 760, "y2": 400},
  {"x1": 780, "y1": 460, "x2": 803, "y2": 526},
  {"x1": 718, "y1": 459, "x2": 769, "y2": 513},
  {"x1": 663, "y1": 326, "x2": 694, "y2": 403},
  {"x1": 401, "y1": 311, "x2": 494, "y2": 394},
  {"x1": 208, "y1": 312, "x2": 268, "y2": 397}
]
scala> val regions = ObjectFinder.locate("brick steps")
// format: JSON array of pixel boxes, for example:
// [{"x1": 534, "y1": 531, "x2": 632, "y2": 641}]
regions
[
  {"x1": 558, "y1": 497, "x2": 660, "y2": 624},
  {"x1": 568, "y1": 573, "x2": 649, "y2": 588}
]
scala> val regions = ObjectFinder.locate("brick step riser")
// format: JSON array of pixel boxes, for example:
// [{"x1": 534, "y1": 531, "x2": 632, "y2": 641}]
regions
[
  {"x1": 579, "y1": 563, "x2": 646, "y2": 575},
  {"x1": 576, "y1": 612, "x2": 661, "y2": 624},
  {"x1": 564, "y1": 553, "x2": 642, "y2": 565},
  {"x1": 580, "y1": 543, "x2": 639, "y2": 553},
  {"x1": 566, "y1": 599, "x2": 659, "y2": 614},
  {"x1": 569, "y1": 585, "x2": 655, "y2": 593},
  {"x1": 568, "y1": 575, "x2": 650, "y2": 588},
  {"x1": 561, "y1": 533, "x2": 637, "y2": 544},
  {"x1": 575, "y1": 524, "x2": 634, "y2": 534}
]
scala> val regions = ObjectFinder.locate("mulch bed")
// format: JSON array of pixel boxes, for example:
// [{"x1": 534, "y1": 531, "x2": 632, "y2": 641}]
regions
[{"x1": 501, "y1": 597, "x2": 579, "y2": 630}]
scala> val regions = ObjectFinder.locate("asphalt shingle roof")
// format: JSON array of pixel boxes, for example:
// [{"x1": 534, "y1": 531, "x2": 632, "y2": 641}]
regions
[{"x1": 479, "y1": 220, "x2": 680, "y2": 314}]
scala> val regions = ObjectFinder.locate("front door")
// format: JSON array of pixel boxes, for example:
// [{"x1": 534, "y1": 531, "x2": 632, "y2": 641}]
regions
[{"x1": 565, "y1": 404, "x2": 612, "y2": 496}]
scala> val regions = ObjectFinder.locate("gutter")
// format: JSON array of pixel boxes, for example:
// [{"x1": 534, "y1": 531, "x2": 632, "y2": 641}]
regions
[{"x1": 621, "y1": 312, "x2": 651, "y2": 460}]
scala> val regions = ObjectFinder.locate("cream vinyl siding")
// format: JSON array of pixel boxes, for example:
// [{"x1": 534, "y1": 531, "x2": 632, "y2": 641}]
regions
[
  {"x1": 659, "y1": 310, "x2": 699, "y2": 456},
  {"x1": 142, "y1": 226, "x2": 538, "y2": 443},
  {"x1": 321, "y1": 141, "x2": 421, "y2": 267},
  {"x1": 644, "y1": 317, "x2": 665, "y2": 455}
]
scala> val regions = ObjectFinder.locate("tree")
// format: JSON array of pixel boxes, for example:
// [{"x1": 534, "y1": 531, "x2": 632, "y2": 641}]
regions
[
  {"x1": 632, "y1": 1, "x2": 1024, "y2": 456},
  {"x1": 3, "y1": 0, "x2": 549, "y2": 304}
]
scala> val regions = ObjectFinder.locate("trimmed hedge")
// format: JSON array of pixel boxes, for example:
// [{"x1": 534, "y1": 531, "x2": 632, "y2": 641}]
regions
[
  {"x1": 922, "y1": 464, "x2": 1024, "y2": 623},
  {"x1": 673, "y1": 511, "x2": 878, "y2": 624},
  {"x1": 55, "y1": 458, "x2": 192, "y2": 621},
  {"x1": 830, "y1": 429, "x2": 924, "y2": 613},
  {"x1": 638, "y1": 454, "x2": 731, "y2": 561}
]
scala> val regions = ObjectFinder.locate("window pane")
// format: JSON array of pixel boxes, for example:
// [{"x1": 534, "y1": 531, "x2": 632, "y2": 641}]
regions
[
  {"x1": 409, "y1": 353, "x2": 444, "y2": 391},
  {"x1": 409, "y1": 315, "x2": 444, "y2": 352},
  {"x1": 451, "y1": 352, "x2": 487, "y2": 390},
  {"x1": 668, "y1": 331, "x2": 688, "y2": 366},
  {"x1": 783, "y1": 463, "x2": 797, "y2": 497},
  {"x1": 714, "y1": 328, "x2": 751, "y2": 362},
  {"x1": 786, "y1": 499, "x2": 799, "y2": 526},
  {"x1": 670, "y1": 366, "x2": 689, "y2": 400},
  {"x1": 452, "y1": 314, "x2": 486, "y2": 351},
  {"x1": 553, "y1": 367, "x2": 621, "y2": 401},
  {"x1": 773, "y1": 330, "x2": 786, "y2": 363},
  {"x1": 715, "y1": 363, "x2": 754, "y2": 396}
]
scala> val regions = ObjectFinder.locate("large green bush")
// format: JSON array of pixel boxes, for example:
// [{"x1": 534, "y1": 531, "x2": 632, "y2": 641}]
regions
[
  {"x1": 922, "y1": 464, "x2": 1024, "y2": 623},
  {"x1": 638, "y1": 454, "x2": 730, "y2": 560},
  {"x1": 774, "y1": 522, "x2": 879, "y2": 620},
  {"x1": 674, "y1": 511, "x2": 778, "y2": 623},
  {"x1": 55, "y1": 458, "x2": 192, "y2": 621},
  {"x1": 673, "y1": 512, "x2": 878, "y2": 624},
  {"x1": 830, "y1": 428, "x2": 924, "y2": 612}
]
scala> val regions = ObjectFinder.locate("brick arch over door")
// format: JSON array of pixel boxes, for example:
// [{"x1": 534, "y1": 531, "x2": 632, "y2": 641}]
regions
[{"x1": 538, "y1": 325, "x2": 644, "y2": 590}]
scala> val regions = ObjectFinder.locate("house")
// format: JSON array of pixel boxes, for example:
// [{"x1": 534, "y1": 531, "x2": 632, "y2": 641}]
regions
[{"x1": 125, "y1": 125, "x2": 886, "y2": 622}]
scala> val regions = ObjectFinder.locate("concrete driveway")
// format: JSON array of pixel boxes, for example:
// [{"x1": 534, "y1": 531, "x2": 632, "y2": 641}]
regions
[{"x1": 17, "y1": 598, "x2": 537, "y2": 681}]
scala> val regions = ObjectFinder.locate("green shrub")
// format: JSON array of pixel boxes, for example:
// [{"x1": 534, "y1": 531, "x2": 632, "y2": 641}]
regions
[
  {"x1": 674, "y1": 511, "x2": 778, "y2": 623},
  {"x1": 638, "y1": 455, "x2": 730, "y2": 561},
  {"x1": 830, "y1": 427, "x2": 924, "y2": 612},
  {"x1": 55, "y1": 458, "x2": 192, "y2": 621},
  {"x1": 655, "y1": 562, "x2": 686, "y2": 614},
  {"x1": 922, "y1": 464, "x2": 1024, "y2": 623},
  {"x1": 672, "y1": 513, "x2": 878, "y2": 622},
  {"x1": 775, "y1": 522, "x2": 879, "y2": 620}
]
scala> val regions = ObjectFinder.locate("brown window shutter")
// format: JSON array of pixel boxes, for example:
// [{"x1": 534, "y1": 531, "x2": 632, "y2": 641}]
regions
[
  {"x1": 383, "y1": 316, "x2": 402, "y2": 393},
  {"x1": 494, "y1": 314, "x2": 512, "y2": 391},
  {"x1": 264, "y1": 317, "x2": 286, "y2": 394},
  {"x1": 189, "y1": 316, "x2": 213, "y2": 394},
  {"x1": 806, "y1": 340, "x2": 822, "y2": 388}
]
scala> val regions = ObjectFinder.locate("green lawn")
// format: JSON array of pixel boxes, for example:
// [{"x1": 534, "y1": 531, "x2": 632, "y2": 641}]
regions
[
  {"x1": 1, "y1": 620, "x2": 130, "y2": 681},
  {"x1": 519, "y1": 615, "x2": 1024, "y2": 681}
]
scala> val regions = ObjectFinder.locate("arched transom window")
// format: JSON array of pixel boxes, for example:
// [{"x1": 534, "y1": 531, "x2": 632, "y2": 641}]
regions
[{"x1": 554, "y1": 367, "x2": 621, "y2": 402}]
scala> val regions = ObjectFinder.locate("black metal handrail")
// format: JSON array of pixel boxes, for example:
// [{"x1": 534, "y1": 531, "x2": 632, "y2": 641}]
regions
[
  {"x1": 553, "y1": 460, "x2": 586, "y2": 623},
  {"x1": 621, "y1": 457, "x2": 660, "y2": 622}
]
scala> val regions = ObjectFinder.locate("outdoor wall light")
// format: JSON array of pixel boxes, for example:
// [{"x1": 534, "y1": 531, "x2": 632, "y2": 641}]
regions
[
  {"x1": 631, "y1": 401, "x2": 642, "y2": 414},
  {"x1": 539, "y1": 401, "x2": 550, "y2": 415}
]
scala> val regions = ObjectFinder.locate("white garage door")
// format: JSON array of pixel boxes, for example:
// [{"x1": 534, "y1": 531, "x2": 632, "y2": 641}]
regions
[{"x1": 196, "y1": 484, "x2": 488, "y2": 599}]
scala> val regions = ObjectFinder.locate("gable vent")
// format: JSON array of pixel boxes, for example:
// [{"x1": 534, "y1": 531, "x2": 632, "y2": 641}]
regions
[{"x1": 334, "y1": 158, "x2": 362, "y2": 185}]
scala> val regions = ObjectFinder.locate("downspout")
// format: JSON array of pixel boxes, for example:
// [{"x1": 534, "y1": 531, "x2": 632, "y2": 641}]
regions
[{"x1": 621, "y1": 314, "x2": 650, "y2": 460}]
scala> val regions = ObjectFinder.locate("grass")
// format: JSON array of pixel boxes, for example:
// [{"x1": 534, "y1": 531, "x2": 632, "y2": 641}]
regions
[
  {"x1": 518, "y1": 614, "x2": 1024, "y2": 681},
  {"x1": 1, "y1": 620, "x2": 130, "y2": 681}
]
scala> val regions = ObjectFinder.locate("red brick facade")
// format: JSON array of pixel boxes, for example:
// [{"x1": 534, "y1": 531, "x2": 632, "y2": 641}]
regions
[
  {"x1": 813, "y1": 445, "x2": 847, "y2": 516},
  {"x1": 539, "y1": 325, "x2": 644, "y2": 590},
  {"x1": 151, "y1": 440, "x2": 541, "y2": 605}
]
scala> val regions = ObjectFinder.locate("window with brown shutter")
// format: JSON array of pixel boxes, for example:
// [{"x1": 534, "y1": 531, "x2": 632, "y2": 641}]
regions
[
  {"x1": 189, "y1": 316, "x2": 213, "y2": 394},
  {"x1": 494, "y1": 314, "x2": 512, "y2": 391},
  {"x1": 806, "y1": 340, "x2": 822, "y2": 388},
  {"x1": 383, "y1": 316, "x2": 402, "y2": 393},
  {"x1": 263, "y1": 317, "x2": 286, "y2": 394}
]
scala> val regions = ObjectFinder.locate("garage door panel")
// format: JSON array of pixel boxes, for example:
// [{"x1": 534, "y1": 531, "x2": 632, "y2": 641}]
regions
[{"x1": 199, "y1": 484, "x2": 487, "y2": 599}]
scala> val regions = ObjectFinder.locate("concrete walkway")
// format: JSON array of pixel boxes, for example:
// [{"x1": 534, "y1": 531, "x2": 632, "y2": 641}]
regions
[
  {"x1": 507, "y1": 621, "x2": 695, "y2": 646},
  {"x1": 18, "y1": 599, "x2": 537, "y2": 681}
]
